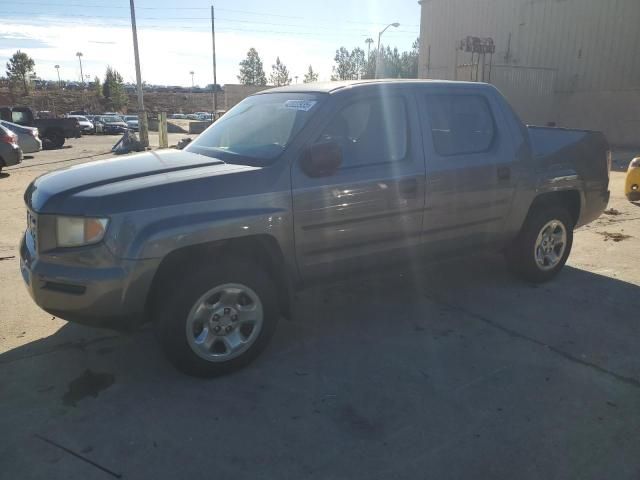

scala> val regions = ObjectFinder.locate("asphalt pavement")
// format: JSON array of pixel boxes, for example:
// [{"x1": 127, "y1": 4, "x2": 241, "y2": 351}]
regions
[{"x1": 1, "y1": 142, "x2": 639, "y2": 479}]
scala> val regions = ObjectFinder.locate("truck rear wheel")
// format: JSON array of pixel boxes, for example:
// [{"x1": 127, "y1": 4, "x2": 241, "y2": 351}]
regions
[
  {"x1": 505, "y1": 206, "x2": 574, "y2": 283},
  {"x1": 44, "y1": 131, "x2": 65, "y2": 149},
  {"x1": 155, "y1": 258, "x2": 279, "y2": 377}
]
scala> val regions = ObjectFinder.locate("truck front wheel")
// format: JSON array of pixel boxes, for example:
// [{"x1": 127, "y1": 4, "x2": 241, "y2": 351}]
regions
[
  {"x1": 155, "y1": 259, "x2": 279, "y2": 377},
  {"x1": 505, "y1": 206, "x2": 574, "y2": 283}
]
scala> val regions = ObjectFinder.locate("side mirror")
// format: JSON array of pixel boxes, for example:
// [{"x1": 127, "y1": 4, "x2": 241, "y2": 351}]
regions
[{"x1": 300, "y1": 142, "x2": 343, "y2": 178}]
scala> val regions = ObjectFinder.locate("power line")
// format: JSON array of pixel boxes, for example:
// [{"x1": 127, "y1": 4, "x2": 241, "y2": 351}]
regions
[
  {"x1": 2, "y1": 21, "x2": 416, "y2": 40},
  {"x1": 2, "y1": 11, "x2": 418, "y2": 34},
  {"x1": 1, "y1": 16, "x2": 419, "y2": 38},
  {"x1": 2, "y1": 5, "x2": 419, "y2": 27}
]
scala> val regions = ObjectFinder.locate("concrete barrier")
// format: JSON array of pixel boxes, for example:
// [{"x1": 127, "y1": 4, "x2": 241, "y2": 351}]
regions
[{"x1": 188, "y1": 121, "x2": 212, "y2": 134}]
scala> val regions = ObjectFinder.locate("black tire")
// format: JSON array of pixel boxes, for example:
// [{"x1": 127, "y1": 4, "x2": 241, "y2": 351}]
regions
[
  {"x1": 44, "y1": 131, "x2": 65, "y2": 149},
  {"x1": 505, "y1": 205, "x2": 574, "y2": 283},
  {"x1": 155, "y1": 258, "x2": 279, "y2": 377}
]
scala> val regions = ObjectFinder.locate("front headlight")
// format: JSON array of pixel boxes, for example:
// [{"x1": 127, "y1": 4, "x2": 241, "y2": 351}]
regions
[
  {"x1": 56, "y1": 216, "x2": 109, "y2": 247},
  {"x1": 630, "y1": 157, "x2": 640, "y2": 169}
]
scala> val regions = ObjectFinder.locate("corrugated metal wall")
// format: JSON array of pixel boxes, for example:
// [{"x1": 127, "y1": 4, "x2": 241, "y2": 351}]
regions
[
  {"x1": 490, "y1": 65, "x2": 558, "y2": 125},
  {"x1": 419, "y1": 0, "x2": 640, "y2": 93}
]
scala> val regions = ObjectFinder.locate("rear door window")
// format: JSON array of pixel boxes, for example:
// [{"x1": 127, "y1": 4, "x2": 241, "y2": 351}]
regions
[{"x1": 425, "y1": 95, "x2": 495, "y2": 156}]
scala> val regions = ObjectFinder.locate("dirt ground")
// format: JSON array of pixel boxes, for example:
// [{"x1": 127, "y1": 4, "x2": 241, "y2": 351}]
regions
[{"x1": 1, "y1": 141, "x2": 639, "y2": 479}]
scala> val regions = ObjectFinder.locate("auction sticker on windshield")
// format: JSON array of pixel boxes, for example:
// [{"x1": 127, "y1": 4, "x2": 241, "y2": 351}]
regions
[{"x1": 284, "y1": 100, "x2": 317, "y2": 111}]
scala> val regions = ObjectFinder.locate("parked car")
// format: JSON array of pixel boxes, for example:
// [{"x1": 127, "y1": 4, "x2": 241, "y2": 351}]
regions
[
  {"x1": 85, "y1": 115, "x2": 102, "y2": 134},
  {"x1": 0, "y1": 106, "x2": 80, "y2": 148},
  {"x1": 625, "y1": 157, "x2": 640, "y2": 202},
  {"x1": 169, "y1": 113, "x2": 186, "y2": 119},
  {"x1": 99, "y1": 115, "x2": 128, "y2": 134},
  {"x1": 67, "y1": 115, "x2": 95, "y2": 135},
  {"x1": 123, "y1": 115, "x2": 139, "y2": 132},
  {"x1": 0, "y1": 120, "x2": 42, "y2": 154},
  {"x1": 19, "y1": 80, "x2": 610, "y2": 377},
  {"x1": 0, "y1": 124, "x2": 23, "y2": 173}
]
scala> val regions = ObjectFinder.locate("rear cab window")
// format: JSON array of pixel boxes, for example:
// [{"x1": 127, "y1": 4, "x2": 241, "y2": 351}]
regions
[
  {"x1": 424, "y1": 94, "x2": 496, "y2": 157},
  {"x1": 11, "y1": 111, "x2": 29, "y2": 124}
]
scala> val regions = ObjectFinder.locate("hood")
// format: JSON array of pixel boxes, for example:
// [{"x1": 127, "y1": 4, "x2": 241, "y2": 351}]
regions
[{"x1": 25, "y1": 149, "x2": 261, "y2": 215}]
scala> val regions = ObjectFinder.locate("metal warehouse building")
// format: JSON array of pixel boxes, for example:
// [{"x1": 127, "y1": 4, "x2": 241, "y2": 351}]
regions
[{"x1": 418, "y1": 0, "x2": 640, "y2": 146}]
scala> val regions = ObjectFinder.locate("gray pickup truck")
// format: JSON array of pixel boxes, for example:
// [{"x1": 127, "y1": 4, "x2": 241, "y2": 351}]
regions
[{"x1": 20, "y1": 80, "x2": 610, "y2": 376}]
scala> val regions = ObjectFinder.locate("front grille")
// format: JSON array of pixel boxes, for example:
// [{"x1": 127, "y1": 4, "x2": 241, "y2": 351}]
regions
[{"x1": 27, "y1": 210, "x2": 38, "y2": 252}]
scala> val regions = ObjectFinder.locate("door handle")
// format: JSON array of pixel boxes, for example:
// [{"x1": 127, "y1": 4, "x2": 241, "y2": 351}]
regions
[
  {"x1": 398, "y1": 178, "x2": 418, "y2": 197},
  {"x1": 497, "y1": 166, "x2": 511, "y2": 181}
]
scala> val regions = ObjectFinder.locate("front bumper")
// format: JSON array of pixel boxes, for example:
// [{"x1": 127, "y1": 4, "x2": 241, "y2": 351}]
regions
[
  {"x1": 625, "y1": 167, "x2": 640, "y2": 202},
  {"x1": 3, "y1": 144, "x2": 23, "y2": 166},
  {"x1": 22, "y1": 138, "x2": 42, "y2": 154},
  {"x1": 104, "y1": 127, "x2": 127, "y2": 134},
  {"x1": 20, "y1": 232, "x2": 160, "y2": 329}
]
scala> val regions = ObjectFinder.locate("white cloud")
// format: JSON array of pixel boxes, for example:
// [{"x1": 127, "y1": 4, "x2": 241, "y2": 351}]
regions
[{"x1": 0, "y1": 19, "x2": 363, "y2": 85}]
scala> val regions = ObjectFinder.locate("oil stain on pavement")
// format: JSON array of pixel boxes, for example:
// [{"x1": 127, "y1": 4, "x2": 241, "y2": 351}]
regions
[{"x1": 62, "y1": 369, "x2": 115, "y2": 407}]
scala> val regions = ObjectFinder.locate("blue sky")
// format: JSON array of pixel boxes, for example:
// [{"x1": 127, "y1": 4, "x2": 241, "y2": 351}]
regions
[{"x1": 1, "y1": 0, "x2": 420, "y2": 86}]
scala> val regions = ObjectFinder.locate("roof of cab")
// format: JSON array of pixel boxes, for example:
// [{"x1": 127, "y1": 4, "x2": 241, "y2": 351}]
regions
[{"x1": 255, "y1": 78, "x2": 483, "y2": 95}]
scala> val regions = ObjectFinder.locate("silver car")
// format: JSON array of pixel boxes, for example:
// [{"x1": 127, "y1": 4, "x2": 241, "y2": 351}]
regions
[
  {"x1": 0, "y1": 123, "x2": 23, "y2": 172},
  {"x1": 67, "y1": 115, "x2": 95, "y2": 134},
  {"x1": 123, "y1": 115, "x2": 139, "y2": 132},
  {"x1": 0, "y1": 120, "x2": 42, "y2": 154}
]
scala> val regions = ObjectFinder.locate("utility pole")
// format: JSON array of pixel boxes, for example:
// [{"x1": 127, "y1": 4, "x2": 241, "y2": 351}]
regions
[
  {"x1": 129, "y1": 0, "x2": 149, "y2": 147},
  {"x1": 211, "y1": 4, "x2": 217, "y2": 120},
  {"x1": 76, "y1": 52, "x2": 84, "y2": 85},
  {"x1": 54, "y1": 65, "x2": 61, "y2": 87}
]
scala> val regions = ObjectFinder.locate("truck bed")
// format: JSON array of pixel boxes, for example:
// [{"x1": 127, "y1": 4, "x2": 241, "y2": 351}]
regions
[{"x1": 527, "y1": 125, "x2": 610, "y2": 226}]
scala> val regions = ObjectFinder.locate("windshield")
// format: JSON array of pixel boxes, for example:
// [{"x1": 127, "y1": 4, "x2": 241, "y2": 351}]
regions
[
  {"x1": 70, "y1": 116, "x2": 88, "y2": 121},
  {"x1": 124, "y1": 116, "x2": 138, "y2": 121},
  {"x1": 103, "y1": 116, "x2": 122, "y2": 123},
  {"x1": 186, "y1": 93, "x2": 323, "y2": 164}
]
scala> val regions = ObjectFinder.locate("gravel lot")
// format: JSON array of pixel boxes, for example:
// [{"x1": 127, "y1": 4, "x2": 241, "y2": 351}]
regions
[{"x1": 1, "y1": 139, "x2": 639, "y2": 479}]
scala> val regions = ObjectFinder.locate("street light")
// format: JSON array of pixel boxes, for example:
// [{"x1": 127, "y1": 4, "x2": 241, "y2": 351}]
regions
[
  {"x1": 189, "y1": 70, "x2": 195, "y2": 90},
  {"x1": 54, "y1": 64, "x2": 61, "y2": 87},
  {"x1": 76, "y1": 52, "x2": 84, "y2": 85},
  {"x1": 376, "y1": 22, "x2": 400, "y2": 79}
]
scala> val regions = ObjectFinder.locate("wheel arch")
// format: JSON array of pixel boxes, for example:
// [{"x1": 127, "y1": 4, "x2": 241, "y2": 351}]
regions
[
  {"x1": 146, "y1": 234, "x2": 293, "y2": 323},
  {"x1": 527, "y1": 189, "x2": 581, "y2": 228}
]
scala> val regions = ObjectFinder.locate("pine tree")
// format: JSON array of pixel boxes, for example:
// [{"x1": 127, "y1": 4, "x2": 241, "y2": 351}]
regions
[
  {"x1": 6, "y1": 50, "x2": 35, "y2": 95},
  {"x1": 237, "y1": 48, "x2": 267, "y2": 86},
  {"x1": 102, "y1": 66, "x2": 128, "y2": 111},
  {"x1": 269, "y1": 57, "x2": 291, "y2": 86},
  {"x1": 303, "y1": 65, "x2": 319, "y2": 83}
]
